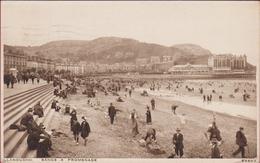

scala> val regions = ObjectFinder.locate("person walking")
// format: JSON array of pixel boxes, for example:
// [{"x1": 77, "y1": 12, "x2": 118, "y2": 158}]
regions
[
  {"x1": 80, "y1": 116, "x2": 91, "y2": 146},
  {"x1": 72, "y1": 119, "x2": 81, "y2": 145},
  {"x1": 173, "y1": 128, "x2": 184, "y2": 158},
  {"x1": 37, "y1": 74, "x2": 40, "y2": 84},
  {"x1": 129, "y1": 89, "x2": 132, "y2": 97},
  {"x1": 70, "y1": 107, "x2": 77, "y2": 131},
  {"x1": 232, "y1": 127, "x2": 248, "y2": 158},
  {"x1": 10, "y1": 74, "x2": 16, "y2": 88},
  {"x1": 151, "y1": 99, "x2": 155, "y2": 110},
  {"x1": 108, "y1": 103, "x2": 116, "y2": 125},
  {"x1": 171, "y1": 105, "x2": 178, "y2": 115},
  {"x1": 31, "y1": 74, "x2": 35, "y2": 84},
  {"x1": 4, "y1": 73, "x2": 11, "y2": 88},
  {"x1": 146, "y1": 106, "x2": 152, "y2": 124}
]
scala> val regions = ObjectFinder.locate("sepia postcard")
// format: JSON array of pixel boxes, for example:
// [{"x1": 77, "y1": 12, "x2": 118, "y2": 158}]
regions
[{"x1": 0, "y1": 1, "x2": 259, "y2": 163}]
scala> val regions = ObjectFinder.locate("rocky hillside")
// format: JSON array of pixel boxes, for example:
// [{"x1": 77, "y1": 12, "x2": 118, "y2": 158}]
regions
[{"x1": 8, "y1": 37, "x2": 213, "y2": 64}]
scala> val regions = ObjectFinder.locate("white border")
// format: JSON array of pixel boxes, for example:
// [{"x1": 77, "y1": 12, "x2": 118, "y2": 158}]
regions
[{"x1": 0, "y1": 1, "x2": 259, "y2": 163}]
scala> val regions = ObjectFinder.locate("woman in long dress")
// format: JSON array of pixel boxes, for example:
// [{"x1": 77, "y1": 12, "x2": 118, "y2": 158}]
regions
[
  {"x1": 146, "y1": 106, "x2": 152, "y2": 124},
  {"x1": 130, "y1": 109, "x2": 139, "y2": 137}
]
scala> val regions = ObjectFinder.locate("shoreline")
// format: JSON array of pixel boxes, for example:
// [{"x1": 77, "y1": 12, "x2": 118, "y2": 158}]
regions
[{"x1": 135, "y1": 89, "x2": 257, "y2": 121}]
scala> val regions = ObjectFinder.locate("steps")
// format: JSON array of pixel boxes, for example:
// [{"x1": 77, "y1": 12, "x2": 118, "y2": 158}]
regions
[{"x1": 4, "y1": 83, "x2": 62, "y2": 158}]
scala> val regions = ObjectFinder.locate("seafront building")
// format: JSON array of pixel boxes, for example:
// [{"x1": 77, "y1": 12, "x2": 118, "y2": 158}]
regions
[
  {"x1": 3, "y1": 45, "x2": 252, "y2": 75},
  {"x1": 208, "y1": 54, "x2": 247, "y2": 72},
  {"x1": 168, "y1": 63, "x2": 212, "y2": 75},
  {"x1": 168, "y1": 54, "x2": 248, "y2": 75},
  {"x1": 3, "y1": 45, "x2": 27, "y2": 73}
]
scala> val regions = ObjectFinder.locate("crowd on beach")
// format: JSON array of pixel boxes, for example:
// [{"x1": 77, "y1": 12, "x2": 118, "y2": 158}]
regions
[
  {"x1": 9, "y1": 75, "x2": 254, "y2": 158},
  {"x1": 138, "y1": 79, "x2": 256, "y2": 105}
]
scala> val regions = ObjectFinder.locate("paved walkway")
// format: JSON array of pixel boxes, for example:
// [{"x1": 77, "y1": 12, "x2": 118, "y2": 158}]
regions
[
  {"x1": 136, "y1": 88, "x2": 257, "y2": 121},
  {"x1": 4, "y1": 80, "x2": 48, "y2": 98}
]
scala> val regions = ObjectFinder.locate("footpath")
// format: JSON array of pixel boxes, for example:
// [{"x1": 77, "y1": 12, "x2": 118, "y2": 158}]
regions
[{"x1": 4, "y1": 80, "x2": 48, "y2": 98}]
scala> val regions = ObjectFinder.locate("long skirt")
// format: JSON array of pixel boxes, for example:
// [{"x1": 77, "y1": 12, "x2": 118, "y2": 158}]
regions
[{"x1": 132, "y1": 121, "x2": 139, "y2": 136}]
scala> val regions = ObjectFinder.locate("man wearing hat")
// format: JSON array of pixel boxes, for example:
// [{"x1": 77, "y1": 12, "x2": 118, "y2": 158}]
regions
[
  {"x1": 81, "y1": 116, "x2": 91, "y2": 146},
  {"x1": 108, "y1": 103, "x2": 116, "y2": 125},
  {"x1": 232, "y1": 127, "x2": 247, "y2": 158},
  {"x1": 172, "y1": 128, "x2": 184, "y2": 158},
  {"x1": 33, "y1": 101, "x2": 44, "y2": 117},
  {"x1": 20, "y1": 108, "x2": 34, "y2": 129}
]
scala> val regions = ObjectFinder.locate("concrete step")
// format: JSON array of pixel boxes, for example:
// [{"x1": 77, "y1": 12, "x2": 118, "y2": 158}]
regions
[
  {"x1": 4, "y1": 86, "x2": 53, "y2": 116},
  {"x1": 4, "y1": 90, "x2": 54, "y2": 133},
  {"x1": 4, "y1": 96, "x2": 59, "y2": 158},
  {"x1": 24, "y1": 99, "x2": 63, "y2": 158},
  {"x1": 14, "y1": 97, "x2": 62, "y2": 158},
  {"x1": 4, "y1": 84, "x2": 51, "y2": 104},
  {"x1": 4, "y1": 93, "x2": 55, "y2": 146}
]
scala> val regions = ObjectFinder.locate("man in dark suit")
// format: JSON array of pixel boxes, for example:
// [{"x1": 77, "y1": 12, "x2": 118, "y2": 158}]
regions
[
  {"x1": 173, "y1": 128, "x2": 184, "y2": 158},
  {"x1": 108, "y1": 103, "x2": 116, "y2": 124},
  {"x1": 20, "y1": 108, "x2": 34, "y2": 129},
  {"x1": 232, "y1": 127, "x2": 247, "y2": 158},
  {"x1": 4, "y1": 73, "x2": 11, "y2": 88}
]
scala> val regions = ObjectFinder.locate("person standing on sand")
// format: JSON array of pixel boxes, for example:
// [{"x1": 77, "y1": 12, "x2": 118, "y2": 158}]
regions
[
  {"x1": 232, "y1": 127, "x2": 248, "y2": 158},
  {"x1": 130, "y1": 109, "x2": 139, "y2": 137},
  {"x1": 80, "y1": 116, "x2": 91, "y2": 146},
  {"x1": 108, "y1": 103, "x2": 116, "y2": 125},
  {"x1": 172, "y1": 128, "x2": 184, "y2": 158},
  {"x1": 129, "y1": 89, "x2": 132, "y2": 97},
  {"x1": 146, "y1": 106, "x2": 152, "y2": 124},
  {"x1": 171, "y1": 105, "x2": 178, "y2": 115},
  {"x1": 151, "y1": 98, "x2": 155, "y2": 110}
]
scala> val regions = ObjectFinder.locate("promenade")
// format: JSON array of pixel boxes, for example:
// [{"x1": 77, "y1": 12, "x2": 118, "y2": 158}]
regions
[{"x1": 4, "y1": 80, "x2": 48, "y2": 98}]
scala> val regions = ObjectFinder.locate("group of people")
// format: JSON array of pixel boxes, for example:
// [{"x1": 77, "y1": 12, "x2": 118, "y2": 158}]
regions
[
  {"x1": 69, "y1": 107, "x2": 91, "y2": 146},
  {"x1": 97, "y1": 78, "x2": 251, "y2": 158},
  {"x1": 4, "y1": 73, "x2": 16, "y2": 88},
  {"x1": 20, "y1": 107, "x2": 53, "y2": 158},
  {"x1": 4, "y1": 70, "x2": 56, "y2": 89},
  {"x1": 12, "y1": 75, "x2": 252, "y2": 158}
]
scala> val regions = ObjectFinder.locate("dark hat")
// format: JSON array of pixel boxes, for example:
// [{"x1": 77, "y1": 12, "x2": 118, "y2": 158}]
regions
[
  {"x1": 28, "y1": 108, "x2": 33, "y2": 112},
  {"x1": 239, "y1": 127, "x2": 244, "y2": 130}
]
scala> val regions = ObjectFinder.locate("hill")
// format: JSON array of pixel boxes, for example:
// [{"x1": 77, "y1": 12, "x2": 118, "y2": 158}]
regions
[{"x1": 8, "y1": 37, "x2": 213, "y2": 64}]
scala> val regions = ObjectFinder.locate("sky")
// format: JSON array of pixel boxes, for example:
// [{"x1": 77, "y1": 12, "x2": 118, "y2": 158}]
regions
[{"x1": 1, "y1": 1, "x2": 260, "y2": 65}]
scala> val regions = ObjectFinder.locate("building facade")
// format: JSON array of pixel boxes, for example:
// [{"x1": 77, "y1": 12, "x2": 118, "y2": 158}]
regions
[
  {"x1": 4, "y1": 45, "x2": 26, "y2": 73},
  {"x1": 208, "y1": 54, "x2": 247, "y2": 72},
  {"x1": 136, "y1": 58, "x2": 148, "y2": 66},
  {"x1": 168, "y1": 63, "x2": 212, "y2": 75},
  {"x1": 162, "y1": 56, "x2": 172, "y2": 62},
  {"x1": 150, "y1": 56, "x2": 161, "y2": 64}
]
